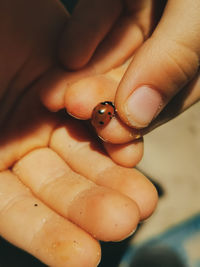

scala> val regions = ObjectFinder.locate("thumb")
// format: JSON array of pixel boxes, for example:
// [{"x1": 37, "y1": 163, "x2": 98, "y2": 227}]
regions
[{"x1": 115, "y1": 0, "x2": 200, "y2": 129}]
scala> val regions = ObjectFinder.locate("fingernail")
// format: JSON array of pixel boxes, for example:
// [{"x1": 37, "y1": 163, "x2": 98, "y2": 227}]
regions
[{"x1": 125, "y1": 86, "x2": 163, "y2": 128}]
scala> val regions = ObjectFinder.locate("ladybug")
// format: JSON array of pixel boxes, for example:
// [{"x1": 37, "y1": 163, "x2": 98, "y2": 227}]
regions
[{"x1": 91, "y1": 101, "x2": 115, "y2": 127}]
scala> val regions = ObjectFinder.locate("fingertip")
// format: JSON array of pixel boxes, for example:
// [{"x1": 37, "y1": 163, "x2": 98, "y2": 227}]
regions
[
  {"x1": 104, "y1": 139, "x2": 144, "y2": 167},
  {"x1": 140, "y1": 179, "x2": 158, "y2": 220},
  {"x1": 65, "y1": 79, "x2": 99, "y2": 120},
  {"x1": 95, "y1": 116, "x2": 141, "y2": 144},
  {"x1": 126, "y1": 169, "x2": 158, "y2": 220},
  {"x1": 68, "y1": 187, "x2": 140, "y2": 242},
  {"x1": 38, "y1": 68, "x2": 68, "y2": 112},
  {"x1": 59, "y1": 17, "x2": 96, "y2": 71},
  {"x1": 65, "y1": 76, "x2": 116, "y2": 120},
  {"x1": 101, "y1": 167, "x2": 158, "y2": 221},
  {"x1": 40, "y1": 86, "x2": 65, "y2": 112},
  {"x1": 32, "y1": 215, "x2": 101, "y2": 267}
]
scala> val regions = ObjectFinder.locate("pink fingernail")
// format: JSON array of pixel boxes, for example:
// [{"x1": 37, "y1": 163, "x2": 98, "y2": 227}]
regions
[{"x1": 125, "y1": 86, "x2": 163, "y2": 128}]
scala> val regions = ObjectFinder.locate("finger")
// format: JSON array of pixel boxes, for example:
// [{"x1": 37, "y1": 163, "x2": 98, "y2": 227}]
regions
[
  {"x1": 104, "y1": 138, "x2": 144, "y2": 168},
  {"x1": 82, "y1": 15, "x2": 144, "y2": 73},
  {"x1": 115, "y1": 0, "x2": 200, "y2": 129},
  {"x1": 145, "y1": 71, "x2": 200, "y2": 133},
  {"x1": 94, "y1": 115, "x2": 142, "y2": 144},
  {"x1": 59, "y1": 0, "x2": 155, "y2": 70},
  {"x1": 85, "y1": 0, "x2": 155, "y2": 73},
  {"x1": 0, "y1": 0, "x2": 68, "y2": 107},
  {"x1": 0, "y1": 170, "x2": 100, "y2": 267},
  {"x1": 64, "y1": 72, "x2": 119, "y2": 120},
  {"x1": 13, "y1": 148, "x2": 140, "y2": 241},
  {"x1": 38, "y1": 62, "x2": 123, "y2": 113},
  {"x1": 59, "y1": 0, "x2": 123, "y2": 69},
  {"x1": 50, "y1": 120, "x2": 158, "y2": 220},
  {"x1": 38, "y1": 67, "x2": 95, "y2": 112},
  {"x1": 0, "y1": 91, "x2": 57, "y2": 171}
]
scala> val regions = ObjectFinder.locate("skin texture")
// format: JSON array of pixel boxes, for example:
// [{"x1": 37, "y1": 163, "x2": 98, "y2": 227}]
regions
[
  {"x1": 0, "y1": 0, "x2": 158, "y2": 266},
  {"x1": 57, "y1": 0, "x2": 200, "y2": 143}
]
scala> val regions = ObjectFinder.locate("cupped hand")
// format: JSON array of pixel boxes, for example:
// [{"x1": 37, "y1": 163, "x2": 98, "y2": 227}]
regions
[
  {"x1": 0, "y1": 0, "x2": 157, "y2": 266},
  {"x1": 58, "y1": 0, "x2": 200, "y2": 143},
  {"x1": 0, "y1": 89, "x2": 157, "y2": 266}
]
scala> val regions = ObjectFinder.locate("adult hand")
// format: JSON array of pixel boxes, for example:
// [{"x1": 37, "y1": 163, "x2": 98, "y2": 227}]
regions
[
  {"x1": 59, "y1": 0, "x2": 200, "y2": 141},
  {"x1": 0, "y1": 0, "x2": 157, "y2": 266},
  {"x1": 0, "y1": 96, "x2": 157, "y2": 266}
]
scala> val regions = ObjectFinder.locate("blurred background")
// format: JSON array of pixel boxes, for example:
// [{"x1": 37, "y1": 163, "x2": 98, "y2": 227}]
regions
[{"x1": 119, "y1": 101, "x2": 200, "y2": 267}]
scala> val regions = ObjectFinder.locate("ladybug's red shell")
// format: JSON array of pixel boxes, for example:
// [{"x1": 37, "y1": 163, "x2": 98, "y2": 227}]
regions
[{"x1": 91, "y1": 101, "x2": 115, "y2": 127}]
